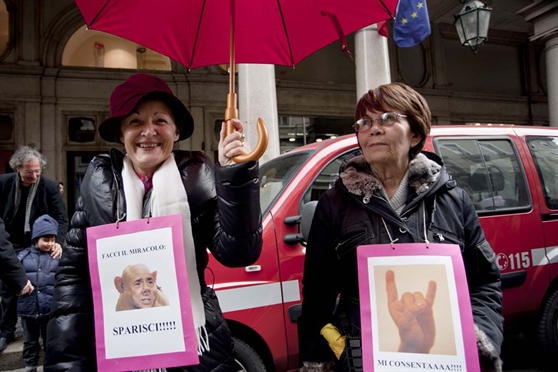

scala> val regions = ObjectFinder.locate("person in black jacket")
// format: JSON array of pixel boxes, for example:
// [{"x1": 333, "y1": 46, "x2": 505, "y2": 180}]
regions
[
  {"x1": 0, "y1": 146, "x2": 66, "y2": 351},
  {"x1": 298, "y1": 83, "x2": 503, "y2": 372},
  {"x1": 0, "y1": 218, "x2": 34, "y2": 327},
  {"x1": 45, "y1": 73, "x2": 262, "y2": 371}
]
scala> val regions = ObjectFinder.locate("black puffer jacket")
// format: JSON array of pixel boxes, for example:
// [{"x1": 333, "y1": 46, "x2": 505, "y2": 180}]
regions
[
  {"x1": 17, "y1": 247, "x2": 58, "y2": 318},
  {"x1": 45, "y1": 149, "x2": 262, "y2": 371},
  {"x1": 299, "y1": 152, "x2": 503, "y2": 371}
]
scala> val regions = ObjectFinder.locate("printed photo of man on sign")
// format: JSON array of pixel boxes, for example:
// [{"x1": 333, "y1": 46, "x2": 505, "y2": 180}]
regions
[
  {"x1": 87, "y1": 215, "x2": 199, "y2": 371},
  {"x1": 114, "y1": 264, "x2": 170, "y2": 311}
]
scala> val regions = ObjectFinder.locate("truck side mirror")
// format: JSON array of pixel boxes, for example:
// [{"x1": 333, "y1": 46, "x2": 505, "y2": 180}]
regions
[
  {"x1": 284, "y1": 201, "x2": 318, "y2": 245},
  {"x1": 300, "y1": 201, "x2": 318, "y2": 242}
]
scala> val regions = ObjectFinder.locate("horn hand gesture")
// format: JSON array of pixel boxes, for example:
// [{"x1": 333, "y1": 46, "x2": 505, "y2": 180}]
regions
[{"x1": 385, "y1": 270, "x2": 437, "y2": 354}]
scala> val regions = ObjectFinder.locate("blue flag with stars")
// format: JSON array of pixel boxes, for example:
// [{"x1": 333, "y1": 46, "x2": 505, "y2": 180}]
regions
[{"x1": 393, "y1": 0, "x2": 431, "y2": 48}]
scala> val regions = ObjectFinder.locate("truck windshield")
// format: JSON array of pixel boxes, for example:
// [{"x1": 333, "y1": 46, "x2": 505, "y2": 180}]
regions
[{"x1": 259, "y1": 151, "x2": 313, "y2": 214}]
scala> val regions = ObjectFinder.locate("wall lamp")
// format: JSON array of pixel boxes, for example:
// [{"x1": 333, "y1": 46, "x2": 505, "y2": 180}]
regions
[{"x1": 454, "y1": 0, "x2": 492, "y2": 53}]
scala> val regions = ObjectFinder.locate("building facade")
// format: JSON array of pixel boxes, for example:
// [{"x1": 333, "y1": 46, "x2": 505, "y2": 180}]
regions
[{"x1": 0, "y1": 0, "x2": 555, "y2": 212}]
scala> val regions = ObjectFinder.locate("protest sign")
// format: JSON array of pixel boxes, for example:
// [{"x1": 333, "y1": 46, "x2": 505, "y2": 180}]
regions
[
  {"x1": 87, "y1": 214, "x2": 199, "y2": 371},
  {"x1": 357, "y1": 243, "x2": 480, "y2": 372}
]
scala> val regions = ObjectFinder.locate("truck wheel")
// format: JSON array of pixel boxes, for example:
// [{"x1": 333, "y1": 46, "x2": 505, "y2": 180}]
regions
[
  {"x1": 233, "y1": 337, "x2": 267, "y2": 372},
  {"x1": 537, "y1": 289, "x2": 558, "y2": 354}
]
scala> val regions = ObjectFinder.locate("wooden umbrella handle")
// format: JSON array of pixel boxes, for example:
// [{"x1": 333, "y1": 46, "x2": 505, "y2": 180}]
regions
[
  {"x1": 224, "y1": 93, "x2": 269, "y2": 163},
  {"x1": 225, "y1": 117, "x2": 269, "y2": 163},
  {"x1": 224, "y1": 5, "x2": 268, "y2": 163}
]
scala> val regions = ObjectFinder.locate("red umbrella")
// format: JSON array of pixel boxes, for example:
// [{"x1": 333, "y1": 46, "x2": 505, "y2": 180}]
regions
[{"x1": 75, "y1": 0, "x2": 398, "y2": 161}]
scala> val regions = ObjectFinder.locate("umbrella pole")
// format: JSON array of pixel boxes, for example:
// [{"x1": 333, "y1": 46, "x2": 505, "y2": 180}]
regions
[
  {"x1": 224, "y1": 2, "x2": 238, "y2": 126},
  {"x1": 224, "y1": 0, "x2": 269, "y2": 163}
]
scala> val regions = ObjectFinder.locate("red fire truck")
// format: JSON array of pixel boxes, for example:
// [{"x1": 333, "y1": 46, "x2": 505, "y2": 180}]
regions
[{"x1": 207, "y1": 125, "x2": 558, "y2": 371}]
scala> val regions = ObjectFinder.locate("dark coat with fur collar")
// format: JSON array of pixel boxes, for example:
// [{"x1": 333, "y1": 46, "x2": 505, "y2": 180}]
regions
[{"x1": 298, "y1": 152, "x2": 503, "y2": 372}]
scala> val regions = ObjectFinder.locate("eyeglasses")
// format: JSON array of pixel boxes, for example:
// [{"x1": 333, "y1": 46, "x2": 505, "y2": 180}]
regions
[
  {"x1": 353, "y1": 112, "x2": 408, "y2": 132},
  {"x1": 22, "y1": 169, "x2": 41, "y2": 175}
]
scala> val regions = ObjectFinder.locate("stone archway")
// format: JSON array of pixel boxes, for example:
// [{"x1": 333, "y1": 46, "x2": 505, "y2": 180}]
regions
[
  {"x1": 0, "y1": 0, "x2": 16, "y2": 61},
  {"x1": 42, "y1": 4, "x2": 172, "y2": 71},
  {"x1": 41, "y1": 3, "x2": 84, "y2": 68}
]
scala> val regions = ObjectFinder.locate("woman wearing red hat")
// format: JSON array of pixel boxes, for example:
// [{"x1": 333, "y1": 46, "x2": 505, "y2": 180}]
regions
[{"x1": 44, "y1": 73, "x2": 262, "y2": 371}]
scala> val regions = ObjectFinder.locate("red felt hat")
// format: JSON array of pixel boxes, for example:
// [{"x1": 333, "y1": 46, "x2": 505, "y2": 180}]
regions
[{"x1": 98, "y1": 74, "x2": 194, "y2": 143}]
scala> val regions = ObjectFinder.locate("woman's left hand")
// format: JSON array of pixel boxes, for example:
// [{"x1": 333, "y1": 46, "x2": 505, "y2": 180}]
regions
[
  {"x1": 218, "y1": 119, "x2": 250, "y2": 166},
  {"x1": 51, "y1": 243, "x2": 63, "y2": 259}
]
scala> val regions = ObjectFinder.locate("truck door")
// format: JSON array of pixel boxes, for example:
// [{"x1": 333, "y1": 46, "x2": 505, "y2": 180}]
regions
[
  {"x1": 524, "y1": 135, "x2": 558, "y2": 352},
  {"x1": 525, "y1": 136, "x2": 558, "y2": 276},
  {"x1": 433, "y1": 136, "x2": 546, "y2": 325}
]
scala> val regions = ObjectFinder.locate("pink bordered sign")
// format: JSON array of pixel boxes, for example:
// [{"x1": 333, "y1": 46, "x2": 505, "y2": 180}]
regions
[
  {"x1": 357, "y1": 243, "x2": 480, "y2": 372},
  {"x1": 87, "y1": 214, "x2": 199, "y2": 371}
]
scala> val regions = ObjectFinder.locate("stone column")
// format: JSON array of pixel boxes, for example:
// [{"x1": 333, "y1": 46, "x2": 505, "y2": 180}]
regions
[
  {"x1": 545, "y1": 36, "x2": 558, "y2": 127},
  {"x1": 40, "y1": 71, "x2": 58, "y2": 180},
  {"x1": 355, "y1": 25, "x2": 391, "y2": 100},
  {"x1": 17, "y1": 0, "x2": 39, "y2": 65},
  {"x1": 24, "y1": 101, "x2": 41, "y2": 147},
  {"x1": 238, "y1": 64, "x2": 280, "y2": 164},
  {"x1": 518, "y1": 1, "x2": 558, "y2": 127}
]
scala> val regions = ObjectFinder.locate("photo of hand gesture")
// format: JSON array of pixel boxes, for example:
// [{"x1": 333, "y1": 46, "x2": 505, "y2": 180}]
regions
[{"x1": 385, "y1": 269, "x2": 437, "y2": 354}]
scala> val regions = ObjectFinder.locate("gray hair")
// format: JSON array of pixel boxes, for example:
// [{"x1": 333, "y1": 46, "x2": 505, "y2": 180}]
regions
[{"x1": 9, "y1": 146, "x2": 47, "y2": 170}]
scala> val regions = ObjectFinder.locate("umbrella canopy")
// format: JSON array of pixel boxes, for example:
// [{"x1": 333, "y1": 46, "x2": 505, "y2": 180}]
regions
[
  {"x1": 75, "y1": 0, "x2": 398, "y2": 69},
  {"x1": 76, "y1": 0, "x2": 398, "y2": 162}
]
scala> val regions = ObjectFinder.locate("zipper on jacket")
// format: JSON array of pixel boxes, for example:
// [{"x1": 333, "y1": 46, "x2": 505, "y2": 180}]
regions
[
  {"x1": 366, "y1": 194, "x2": 408, "y2": 229},
  {"x1": 334, "y1": 231, "x2": 366, "y2": 252},
  {"x1": 335, "y1": 238, "x2": 353, "y2": 250},
  {"x1": 400, "y1": 203, "x2": 419, "y2": 219},
  {"x1": 431, "y1": 227, "x2": 462, "y2": 246},
  {"x1": 346, "y1": 187, "x2": 407, "y2": 230},
  {"x1": 111, "y1": 168, "x2": 125, "y2": 222}
]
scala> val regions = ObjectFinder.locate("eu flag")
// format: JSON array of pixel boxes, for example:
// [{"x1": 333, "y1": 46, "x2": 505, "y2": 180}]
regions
[{"x1": 393, "y1": 0, "x2": 431, "y2": 48}]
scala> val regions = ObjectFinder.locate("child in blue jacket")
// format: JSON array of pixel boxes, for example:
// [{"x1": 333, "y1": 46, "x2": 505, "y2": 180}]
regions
[{"x1": 17, "y1": 215, "x2": 60, "y2": 372}]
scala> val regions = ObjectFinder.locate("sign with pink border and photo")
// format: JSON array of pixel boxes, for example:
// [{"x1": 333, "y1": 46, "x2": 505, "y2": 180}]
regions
[
  {"x1": 87, "y1": 214, "x2": 199, "y2": 371},
  {"x1": 357, "y1": 243, "x2": 480, "y2": 372}
]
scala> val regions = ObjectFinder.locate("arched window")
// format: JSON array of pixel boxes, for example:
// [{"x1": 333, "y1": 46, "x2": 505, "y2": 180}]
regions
[
  {"x1": 62, "y1": 25, "x2": 171, "y2": 71},
  {"x1": 0, "y1": 1, "x2": 9, "y2": 57}
]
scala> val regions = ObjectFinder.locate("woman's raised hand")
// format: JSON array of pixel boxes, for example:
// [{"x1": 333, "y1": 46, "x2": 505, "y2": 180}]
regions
[{"x1": 218, "y1": 119, "x2": 250, "y2": 166}]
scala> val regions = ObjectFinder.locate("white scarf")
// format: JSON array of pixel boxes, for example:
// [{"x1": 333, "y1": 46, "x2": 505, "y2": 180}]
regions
[{"x1": 122, "y1": 154, "x2": 209, "y2": 356}]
